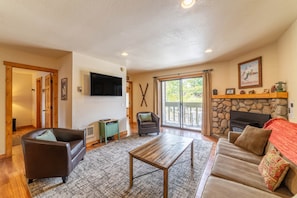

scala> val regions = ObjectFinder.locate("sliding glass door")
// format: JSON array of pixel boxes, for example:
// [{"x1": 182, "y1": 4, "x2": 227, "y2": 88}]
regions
[{"x1": 161, "y1": 77, "x2": 203, "y2": 130}]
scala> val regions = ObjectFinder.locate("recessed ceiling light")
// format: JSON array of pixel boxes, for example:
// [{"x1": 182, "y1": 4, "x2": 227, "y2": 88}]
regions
[
  {"x1": 121, "y1": 52, "x2": 128, "y2": 56},
  {"x1": 181, "y1": 0, "x2": 196, "y2": 9},
  {"x1": 205, "y1": 49, "x2": 213, "y2": 53}
]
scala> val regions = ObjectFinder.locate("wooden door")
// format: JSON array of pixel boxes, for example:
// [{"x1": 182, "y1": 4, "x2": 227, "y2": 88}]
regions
[
  {"x1": 36, "y1": 77, "x2": 42, "y2": 128},
  {"x1": 45, "y1": 74, "x2": 53, "y2": 128},
  {"x1": 126, "y1": 81, "x2": 133, "y2": 123}
]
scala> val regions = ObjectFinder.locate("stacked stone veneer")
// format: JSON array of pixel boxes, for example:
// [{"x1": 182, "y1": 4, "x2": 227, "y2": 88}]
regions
[{"x1": 212, "y1": 98, "x2": 288, "y2": 136}]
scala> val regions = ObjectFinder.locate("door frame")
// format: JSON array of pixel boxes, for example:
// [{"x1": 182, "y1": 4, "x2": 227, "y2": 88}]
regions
[
  {"x1": 4, "y1": 61, "x2": 58, "y2": 158},
  {"x1": 44, "y1": 73, "x2": 53, "y2": 128},
  {"x1": 126, "y1": 81, "x2": 133, "y2": 123},
  {"x1": 36, "y1": 77, "x2": 42, "y2": 128}
]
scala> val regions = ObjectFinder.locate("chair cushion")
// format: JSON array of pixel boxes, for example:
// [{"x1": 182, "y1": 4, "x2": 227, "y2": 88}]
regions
[
  {"x1": 139, "y1": 113, "x2": 152, "y2": 122},
  {"x1": 140, "y1": 121, "x2": 157, "y2": 128},
  {"x1": 258, "y1": 149, "x2": 290, "y2": 191},
  {"x1": 234, "y1": 125, "x2": 272, "y2": 155},
  {"x1": 69, "y1": 140, "x2": 84, "y2": 158},
  {"x1": 35, "y1": 129, "x2": 57, "y2": 142}
]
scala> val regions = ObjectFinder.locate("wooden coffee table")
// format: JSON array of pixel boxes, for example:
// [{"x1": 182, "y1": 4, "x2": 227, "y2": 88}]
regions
[{"x1": 129, "y1": 133, "x2": 194, "y2": 198}]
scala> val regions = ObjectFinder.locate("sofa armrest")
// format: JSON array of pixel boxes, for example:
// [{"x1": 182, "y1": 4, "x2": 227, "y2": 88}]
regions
[{"x1": 228, "y1": 131, "x2": 242, "y2": 143}]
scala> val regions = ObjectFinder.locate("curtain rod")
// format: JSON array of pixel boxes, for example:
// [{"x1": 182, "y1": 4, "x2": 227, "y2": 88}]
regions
[{"x1": 153, "y1": 69, "x2": 213, "y2": 79}]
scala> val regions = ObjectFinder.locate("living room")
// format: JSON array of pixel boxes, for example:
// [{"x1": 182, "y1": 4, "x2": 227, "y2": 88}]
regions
[{"x1": 0, "y1": 0, "x2": 297, "y2": 197}]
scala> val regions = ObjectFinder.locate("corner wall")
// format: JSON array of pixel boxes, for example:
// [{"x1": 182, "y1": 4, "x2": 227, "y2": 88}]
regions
[
  {"x1": 130, "y1": 42, "x2": 279, "y2": 123},
  {"x1": 71, "y1": 52, "x2": 127, "y2": 143},
  {"x1": 0, "y1": 46, "x2": 60, "y2": 155},
  {"x1": 277, "y1": 19, "x2": 297, "y2": 122}
]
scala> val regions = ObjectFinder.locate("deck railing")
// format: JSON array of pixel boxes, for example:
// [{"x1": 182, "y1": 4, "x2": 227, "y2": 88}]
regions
[{"x1": 162, "y1": 102, "x2": 202, "y2": 130}]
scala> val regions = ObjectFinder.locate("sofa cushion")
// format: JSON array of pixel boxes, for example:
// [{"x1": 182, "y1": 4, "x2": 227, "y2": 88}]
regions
[
  {"x1": 216, "y1": 138, "x2": 262, "y2": 164},
  {"x1": 211, "y1": 154, "x2": 293, "y2": 197},
  {"x1": 258, "y1": 149, "x2": 290, "y2": 191},
  {"x1": 234, "y1": 125, "x2": 272, "y2": 155},
  {"x1": 35, "y1": 129, "x2": 57, "y2": 142},
  {"x1": 139, "y1": 113, "x2": 152, "y2": 122},
  {"x1": 202, "y1": 176, "x2": 282, "y2": 198}
]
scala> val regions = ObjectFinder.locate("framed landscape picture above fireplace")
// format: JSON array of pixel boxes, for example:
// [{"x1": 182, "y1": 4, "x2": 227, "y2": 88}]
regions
[{"x1": 238, "y1": 56, "x2": 262, "y2": 89}]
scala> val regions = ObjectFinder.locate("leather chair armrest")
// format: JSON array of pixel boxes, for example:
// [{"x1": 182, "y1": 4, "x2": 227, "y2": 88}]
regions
[
  {"x1": 228, "y1": 131, "x2": 242, "y2": 143},
  {"x1": 53, "y1": 128, "x2": 85, "y2": 144},
  {"x1": 22, "y1": 139, "x2": 72, "y2": 177},
  {"x1": 151, "y1": 113, "x2": 160, "y2": 125}
]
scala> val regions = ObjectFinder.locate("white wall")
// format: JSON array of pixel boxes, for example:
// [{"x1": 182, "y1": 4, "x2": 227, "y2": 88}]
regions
[
  {"x1": 71, "y1": 52, "x2": 127, "y2": 143},
  {"x1": 12, "y1": 72, "x2": 33, "y2": 127},
  {"x1": 57, "y1": 53, "x2": 73, "y2": 128},
  {"x1": 130, "y1": 42, "x2": 279, "y2": 122},
  {"x1": 277, "y1": 19, "x2": 297, "y2": 122}
]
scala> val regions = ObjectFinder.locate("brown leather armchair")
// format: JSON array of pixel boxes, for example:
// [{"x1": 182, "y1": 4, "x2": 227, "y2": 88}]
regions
[
  {"x1": 21, "y1": 128, "x2": 86, "y2": 183},
  {"x1": 137, "y1": 112, "x2": 160, "y2": 136}
]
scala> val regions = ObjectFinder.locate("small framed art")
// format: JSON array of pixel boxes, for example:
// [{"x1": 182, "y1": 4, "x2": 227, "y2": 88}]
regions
[
  {"x1": 226, "y1": 88, "x2": 235, "y2": 95},
  {"x1": 61, "y1": 78, "x2": 67, "y2": 100}
]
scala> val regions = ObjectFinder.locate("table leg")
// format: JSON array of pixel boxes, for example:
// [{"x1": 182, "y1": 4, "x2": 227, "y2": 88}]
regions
[
  {"x1": 129, "y1": 154, "x2": 133, "y2": 188},
  {"x1": 163, "y1": 169, "x2": 168, "y2": 198},
  {"x1": 191, "y1": 141, "x2": 193, "y2": 167}
]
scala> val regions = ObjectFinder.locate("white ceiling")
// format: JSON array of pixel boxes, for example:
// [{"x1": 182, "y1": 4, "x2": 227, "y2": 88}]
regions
[{"x1": 1, "y1": 0, "x2": 297, "y2": 74}]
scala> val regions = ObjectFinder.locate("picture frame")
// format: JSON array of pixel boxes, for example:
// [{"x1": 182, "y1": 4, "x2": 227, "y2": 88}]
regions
[
  {"x1": 238, "y1": 56, "x2": 262, "y2": 89},
  {"x1": 61, "y1": 78, "x2": 67, "y2": 100},
  {"x1": 225, "y1": 88, "x2": 235, "y2": 95}
]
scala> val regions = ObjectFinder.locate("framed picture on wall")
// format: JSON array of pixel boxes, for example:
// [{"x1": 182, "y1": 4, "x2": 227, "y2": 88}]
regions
[
  {"x1": 238, "y1": 57, "x2": 262, "y2": 89},
  {"x1": 61, "y1": 78, "x2": 67, "y2": 100}
]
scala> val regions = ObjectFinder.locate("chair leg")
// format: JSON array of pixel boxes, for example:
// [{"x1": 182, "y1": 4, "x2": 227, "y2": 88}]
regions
[
  {"x1": 62, "y1": 176, "x2": 68, "y2": 183},
  {"x1": 28, "y1": 179, "x2": 33, "y2": 184}
]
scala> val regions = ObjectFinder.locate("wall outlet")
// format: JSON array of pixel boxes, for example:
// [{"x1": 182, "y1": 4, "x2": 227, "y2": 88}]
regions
[{"x1": 288, "y1": 101, "x2": 295, "y2": 119}]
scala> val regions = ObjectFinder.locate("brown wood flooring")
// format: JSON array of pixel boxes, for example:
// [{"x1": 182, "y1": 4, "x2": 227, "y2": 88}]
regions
[{"x1": 0, "y1": 124, "x2": 217, "y2": 198}]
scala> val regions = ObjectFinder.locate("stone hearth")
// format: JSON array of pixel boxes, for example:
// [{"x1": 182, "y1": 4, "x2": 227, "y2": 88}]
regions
[{"x1": 212, "y1": 94, "x2": 288, "y2": 137}]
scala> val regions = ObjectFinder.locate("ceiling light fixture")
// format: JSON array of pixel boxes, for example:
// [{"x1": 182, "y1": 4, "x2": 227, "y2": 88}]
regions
[
  {"x1": 121, "y1": 52, "x2": 128, "y2": 56},
  {"x1": 205, "y1": 49, "x2": 213, "y2": 53},
  {"x1": 181, "y1": 0, "x2": 196, "y2": 9}
]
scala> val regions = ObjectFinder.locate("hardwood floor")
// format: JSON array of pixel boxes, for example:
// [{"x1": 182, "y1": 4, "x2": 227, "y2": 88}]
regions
[
  {"x1": 12, "y1": 126, "x2": 36, "y2": 146},
  {"x1": 0, "y1": 124, "x2": 217, "y2": 198}
]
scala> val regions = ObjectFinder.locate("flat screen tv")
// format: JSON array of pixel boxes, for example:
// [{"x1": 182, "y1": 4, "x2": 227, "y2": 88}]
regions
[{"x1": 90, "y1": 72, "x2": 122, "y2": 96}]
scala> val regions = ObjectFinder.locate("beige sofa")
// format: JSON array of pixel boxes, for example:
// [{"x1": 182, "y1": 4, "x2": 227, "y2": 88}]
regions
[{"x1": 202, "y1": 119, "x2": 297, "y2": 198}]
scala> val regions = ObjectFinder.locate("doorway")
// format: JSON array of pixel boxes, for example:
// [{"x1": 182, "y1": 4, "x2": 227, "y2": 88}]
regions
[
  {"x1": 126, "y1": 81, "x2": 133, "y2": 123},
  {"x1": 161, "y1": 77, "x2": 203, "y2": 130},
  {"x1": 4, "y1": 61, "x2": 58, "y2": 158}
]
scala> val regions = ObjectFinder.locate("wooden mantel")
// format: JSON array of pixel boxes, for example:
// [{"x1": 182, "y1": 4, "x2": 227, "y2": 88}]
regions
[{"x1": 212, "y1": 92, "x2": 288, "y2": 99}]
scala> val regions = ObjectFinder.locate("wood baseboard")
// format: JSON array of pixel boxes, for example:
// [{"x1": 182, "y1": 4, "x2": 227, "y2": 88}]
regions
[
  {"x1": 86, "y1": 130, "x2": 128, "y2": 149},
  {"x1": 16, "y1": 125, "x2": 34, "y2": 130},
  {"x1": 0, "y1": 153, "x2": 8, "y2": 160}
]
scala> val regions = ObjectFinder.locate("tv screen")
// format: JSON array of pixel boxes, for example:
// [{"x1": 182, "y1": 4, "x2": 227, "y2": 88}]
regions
[{"x1": 90, "y1": 72, "x2": 122, "y2": 96}]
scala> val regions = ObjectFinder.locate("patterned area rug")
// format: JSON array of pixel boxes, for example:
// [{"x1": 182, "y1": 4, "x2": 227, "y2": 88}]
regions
[{"x1": 28, "y1": 134, "x2": 213, "y2": 198}]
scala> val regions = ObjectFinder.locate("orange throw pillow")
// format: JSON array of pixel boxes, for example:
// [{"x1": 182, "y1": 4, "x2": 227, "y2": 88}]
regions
[{"x1": 258, "y1": 149, "x2": 290, "y2": 191}]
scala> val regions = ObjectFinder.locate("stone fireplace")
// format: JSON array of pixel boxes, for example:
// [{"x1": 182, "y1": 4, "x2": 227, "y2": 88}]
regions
[{"x1": 211, "y1": 92, "x2": 288, "y2": 137}]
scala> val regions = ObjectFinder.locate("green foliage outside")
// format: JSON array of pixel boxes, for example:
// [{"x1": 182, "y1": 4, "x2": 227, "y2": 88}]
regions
[{"x1": 164, "y1": 77, "x2": 203, "y2": 103}]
